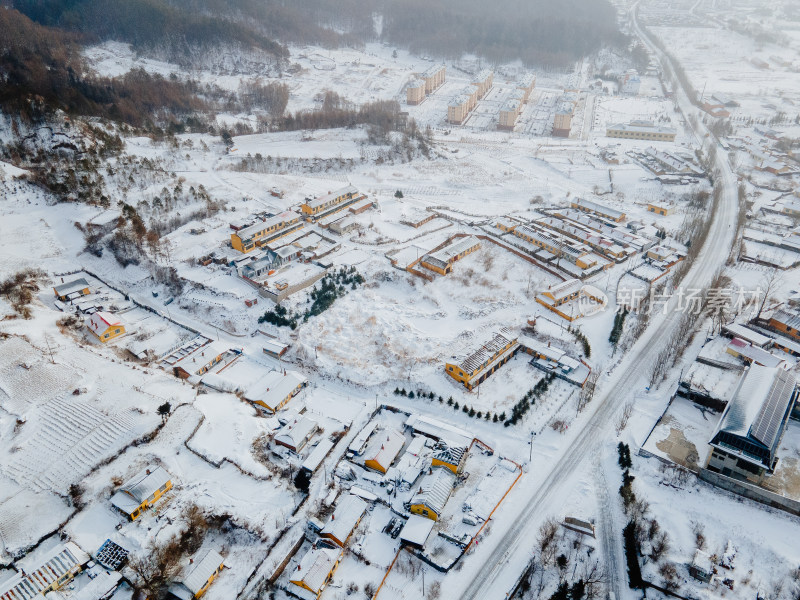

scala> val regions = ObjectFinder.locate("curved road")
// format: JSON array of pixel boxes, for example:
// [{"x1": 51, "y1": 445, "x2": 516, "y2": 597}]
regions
[{"x1": 456, "y1": 5, "x2": 739, "y2": 599}]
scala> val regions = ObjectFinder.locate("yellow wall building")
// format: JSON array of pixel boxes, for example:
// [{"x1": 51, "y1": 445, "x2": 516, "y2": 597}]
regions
[
  {"x1": 290, "y1": 548, "x2": 341, "y2": 599},
  {"x1": 553, "y1": 111, "x2": 573, "y2": 137},
  {"x1": 300, "y1": 186, "x2": 360, "y2": 219},
  {"x1": 0, "y1": 543, "x2": 90, "y2": 599},
  {"x1": 53, "y1": 277, "x2": 90, "y2": 302},
  {"x1": 406, "y1": 79, "x2": 427, "y2": 105},
  {"x1": 409, "y1": 466, "x2": 456, "y2": 521},
  {"x1": 169, "y1": 550, "x2": 225, "y2": 600},
  {"x1": 231, "y1": 210, "x2": 303, "y2": 253},
  {"x1": 110, "y1": 465, "x2": 173, "y2": 520},
  {"x1": 471, "y1": 69, "x2": 494, "y2": 99},
  {"x1": 246, "y1": 370, "x2": 307, "y2": 413},
  {"x1": 445, "y1": 328, "x2": 519, "y2": 390},
  {"x1": 647, "y1": 203, "x2": 675, "y2": 216},
  {"x1": 87, "y1": 311, "x2": 126, "y2": 343},
  {"x1": 420, "y1": 64, "x2": 446, "y2": 94},
  {"x1": 431, "y1": 444, "x2": 467, "y2": 474},
  {"x1": 420, "y1": 235, "x2": 481, "y2": 275}
]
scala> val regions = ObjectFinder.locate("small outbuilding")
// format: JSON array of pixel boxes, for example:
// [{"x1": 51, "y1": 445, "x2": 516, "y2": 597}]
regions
[{"x1": 399, "y1": 514, "x2": 435, "y2": 549}]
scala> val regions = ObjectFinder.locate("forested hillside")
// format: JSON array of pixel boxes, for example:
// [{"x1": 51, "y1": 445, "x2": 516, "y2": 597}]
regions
[
  {"x1": 6, "y1": 0, "x2": 621, "y2": 69},
  {"x1": 0, "y1": 8, "x2": 205, "y2": 124}
]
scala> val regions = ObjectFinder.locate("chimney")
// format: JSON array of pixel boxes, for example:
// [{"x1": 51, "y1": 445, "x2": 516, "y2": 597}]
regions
[{"x1": 146, "y1": 469, "x2": 151, "y2": 475}]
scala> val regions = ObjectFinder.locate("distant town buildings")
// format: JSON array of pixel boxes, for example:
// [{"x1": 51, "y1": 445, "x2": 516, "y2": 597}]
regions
[
  {"x1": 606, "y1": 120, "x2": 677, "y2": 142},
  {"x1": 516, "y1": 73, "x2": 536, "y2": 103},
  {"x1": 620, "y1": 70, "x2": 641, "y2": 95},
  {"x1": 552, "y1": 108, "x2": 573, "y2": 138},
  {"x1": 406, "y1": 64, "x2": 446, "y2": 105},
  {"x1": 471, "y1": 69, "x2": 494, "y2": 100},
  {"x1": 498, "y1": 99, "x2": 523, "y2": 130},
  {"x1": 447, "y1": 88, "x2": 478, "y2": 125},
  {"x1": 406, "y1": 79, "x2": 427, "y2": 105},
  {"x1": 421, "y1": 64, "x2": 446, "y2": 94}
]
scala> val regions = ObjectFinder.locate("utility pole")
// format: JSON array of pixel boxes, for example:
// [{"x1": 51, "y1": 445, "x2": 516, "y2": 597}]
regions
[{"x1": 529, "y1": 431, "x2": 534, "y2": 462}]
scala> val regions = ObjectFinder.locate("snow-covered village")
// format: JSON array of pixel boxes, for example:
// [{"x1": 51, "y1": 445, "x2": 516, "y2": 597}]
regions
[{"x1": 1, "y1": 0, "x2": 800, "y2": 600}]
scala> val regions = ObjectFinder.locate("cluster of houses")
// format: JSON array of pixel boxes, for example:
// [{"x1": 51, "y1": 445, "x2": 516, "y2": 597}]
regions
[
  {"x1": 162, "y1": 336, "x2": 308, "y2": 414},
  {"x1": 490, "y1": 198, "x2": 658, "y2": 279},
  {"x1": 226, "y1": 185, "x2": 374, "y2": 300},
  {"x1": 52, "y1": 277, "x2": 131, "y2": 344},
  {"x1": 728, "y1": 131, "x2": 800, "y2": 177},
  {"x1": 629, "y1": 146, "x2": 705, "y2": 181},
  {"x1": 278, "y1": 409, "x2": 483, "y2": 598},
  {"x1": 0, "y1": 465, "x2": 226, "y2": 600}
]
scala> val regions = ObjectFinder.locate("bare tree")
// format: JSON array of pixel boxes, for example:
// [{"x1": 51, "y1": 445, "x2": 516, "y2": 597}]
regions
[
  {"x1": 649, "y1": 531, "x2": 670, "y2": 562},
  {"x1": 537, "y1": 518, "x2": 560, "y2": 567},
  {"x1": 577, "y1": 370, "x2": 600, "y2": 413},
  {"x1": 615, "y1": 401, "x2": 634, "y2": 435},
  {"x1": 755, "y1": 267, "x2": 781, "y2": 320}
]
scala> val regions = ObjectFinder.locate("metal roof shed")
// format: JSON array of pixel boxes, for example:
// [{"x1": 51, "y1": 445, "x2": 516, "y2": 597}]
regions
[{"x1": 399, "y1": 515, "x2": 435, "y2": 548}]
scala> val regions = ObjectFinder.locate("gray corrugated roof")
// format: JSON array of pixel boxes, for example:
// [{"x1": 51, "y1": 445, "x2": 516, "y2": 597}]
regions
[
  {"x1": 320, "y1": 494, "x2": 367, "y2": 546},
  {"x1": 54, "y1": 278, "x2": 89, "y2": 295},
  {"x1": 111, "y1": 465, "x2": 171, "y2": 513},
  {"x1": 713, "y1": 365, "x2": 796, "y2": 457},
  {"x1": 411, "y1": 466, "x2": 456, "y2": 516},
  {"x1": 179, "y1": 549, "x2": 224, "y2": 595}
]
